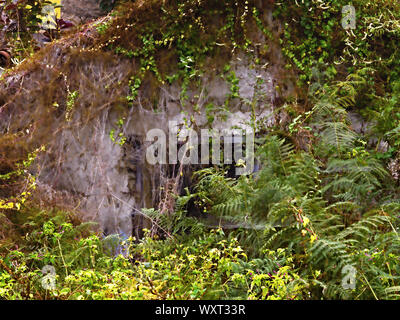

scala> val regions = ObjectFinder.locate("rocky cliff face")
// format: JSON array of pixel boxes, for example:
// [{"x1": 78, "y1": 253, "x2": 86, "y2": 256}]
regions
[
  {"x1": 39, "y1": 55, "x2": 288, "y2": 237},
  {"x1": 0, "y1": 1, "x2": 295, "y2": 237}
]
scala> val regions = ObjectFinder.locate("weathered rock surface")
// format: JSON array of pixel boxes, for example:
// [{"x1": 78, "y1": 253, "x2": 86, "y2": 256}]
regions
[
  {"x1": 0, "y1": 2, "x2": 295, "y2": 237},
  {"x1": 61, "y1": 0, "x2": 104, "y2": 24}
]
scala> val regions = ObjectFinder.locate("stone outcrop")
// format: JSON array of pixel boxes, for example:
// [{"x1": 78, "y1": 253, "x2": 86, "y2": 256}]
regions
[
  {"x1": 0, "y1": 1, "x2": 295, "y2": 237},
  {"x1": 61, "y1": 0, "x2": 104, "y2": 24}
]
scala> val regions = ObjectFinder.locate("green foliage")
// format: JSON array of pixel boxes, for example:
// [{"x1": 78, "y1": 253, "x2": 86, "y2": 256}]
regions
[
  {"x1": 65, "y1": 90, "x2": 79, "y2": 122},
  {"x1": 104, "y1": 0, "x2": 272, "y2": 108},
  {"x1": 0, "y1": 209, "x2": 308, "y2": 300},
  {"x1": 109, "y1": 117, "x2": 127, "y2": 146},
  {"x1": 185, "y1": 76, "x2": 400, "y2": 299},
  {"x1": 0, "y1": 145, "x2": 45, "y2": 211},
  {"x1": 96, "y1": 21, "x2": 111, "y2": 35}
]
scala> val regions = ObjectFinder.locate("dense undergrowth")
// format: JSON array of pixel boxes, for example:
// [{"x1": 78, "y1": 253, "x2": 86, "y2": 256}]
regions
[{"x1": 2, "y1": 0, "x2": 400, "y2": 300}]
